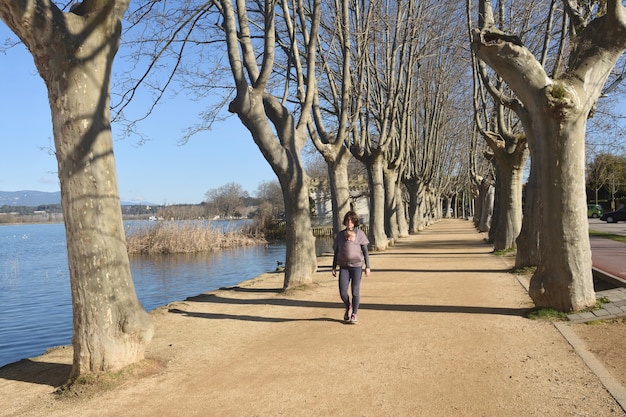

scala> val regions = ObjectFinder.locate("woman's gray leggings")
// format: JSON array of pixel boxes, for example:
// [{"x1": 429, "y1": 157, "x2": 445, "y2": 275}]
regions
[{"x1": 338, "y1": 266, "x2": 362, "y2": 314}]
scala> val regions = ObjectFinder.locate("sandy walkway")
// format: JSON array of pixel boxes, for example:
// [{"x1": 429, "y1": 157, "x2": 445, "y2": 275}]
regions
[{"x1": 1, "y1": 219, "x2": 624, "y2": 416}]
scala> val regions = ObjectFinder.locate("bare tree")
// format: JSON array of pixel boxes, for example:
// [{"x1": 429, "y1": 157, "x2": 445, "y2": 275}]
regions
[
  {"x1": 470, "y1": 65, "x2": 528, "y2": 250},
  {"x1": 587, "y1": 152, "x2": 616, "y2": 206},
  {"x1": 596, "y1": 152, "x2": 626, "y2": 210},
  {"x1": 347, "y1": 0, "x2": 423, "y2": 251},
  {"x1": 470, "y1": 0, "x2": 626, "y2": 311},
  {"x1": 306, "y1": 0, "x2": 354, "y2": 234},
  {"x1": 217, "y1": 0, "x2": 319, "y2": 288},
  {"x1": 204, "y1": 182, "x2": 249, "y2": 218},
  {"x1": 468, "y1": 123, "x2": 495, "y2": 230},
  {"x1": 402, "y1": 1, "x2": 470, "y2": 233},
  {"x1": 255, "y1": 179, "x2": 284, "y2": 217},
  {"x1": 0, "y1": 0, "x2": 153, "y2": 380}
]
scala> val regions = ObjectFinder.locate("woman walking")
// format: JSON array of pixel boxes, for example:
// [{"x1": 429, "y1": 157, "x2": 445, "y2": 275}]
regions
[{"x1": 332, "y1": 211, "x2": 371, "y2": 324}]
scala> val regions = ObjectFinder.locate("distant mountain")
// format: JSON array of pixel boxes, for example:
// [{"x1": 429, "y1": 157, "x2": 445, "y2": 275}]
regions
[
  {"x1": 0, "y1": 190, "x2": 155, "y2": 207},
  {"x1": 0, "y1": 190, "x2": 61, "y2": 207}
]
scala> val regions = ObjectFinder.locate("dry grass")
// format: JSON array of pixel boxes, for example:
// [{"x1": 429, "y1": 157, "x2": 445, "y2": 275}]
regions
[{"x1": 125, "y1": 221, "x2": 266, "y2": 255}]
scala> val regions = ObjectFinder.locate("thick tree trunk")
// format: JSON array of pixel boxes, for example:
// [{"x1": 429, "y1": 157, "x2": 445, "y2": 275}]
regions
[
  {"x1": 493, "y1": 163, "x2": 522, "y2": 250},
  {"x1": 281, "y1": 174, "x2": 318, "y2": 290},
  {"x1": 327, "y1": 150, "x2": 352, "y2": 234},
  {"x1": 383, "y1": 165, "x2": 400, "y2": 241},
  {"x1": 403, "y1": 179, "x2": 421, "y2": 234},
  {"x1": 487, "y1": 167, "x2": 499, "y2": 244},
  {"x1": 220, "y1": 0, "x2": 319, "y2": 290},
  {"x1": 396, "y1": 183, "x2": 409, "y2": 237},
  {"x1": 477, "y1": 180, "x2": 494, "y2": 233},
  {"x1": 472, "y1": 187, "x2": 483, "y2": 227},
  {"x1": 515, "y1": 139, "x2": 541, "y2": 269},
  {"x1": 229, "y1": 91, "x2": 318, "y2": 289},
  {"x1": 54, "y1": 40, "x2": 153, "y2": 380},
  {"x1": 443, "y1": 196, "x2": 452, "y2": 218},
  {"x1": 491, "y1": 150, "x2": 527, "y2": 251},
  {"x1": 470, "y1": 17, "x2": 619, "y2": 310},
  {"x1": 0, "y1": 3, "x2": 154, "y2": 377},
  {"x1": 425, "y1": 189, "x2": 437, "y2": 226},
  {"x1": 366, "y1": 153, "x2": 388, "y2": 251},
  {"x1": 529, "y1": 116, "x2": 593, "y2": 310}
]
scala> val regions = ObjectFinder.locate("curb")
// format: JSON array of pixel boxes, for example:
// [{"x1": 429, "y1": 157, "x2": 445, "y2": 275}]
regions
[{"x1": 512, "y1": 269, "x2": 626, "y2": 412}]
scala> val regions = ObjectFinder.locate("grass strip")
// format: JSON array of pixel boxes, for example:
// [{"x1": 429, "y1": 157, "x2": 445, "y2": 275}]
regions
[{"x1": 589, "y1": 230, "x2": 626, "y2": 244}]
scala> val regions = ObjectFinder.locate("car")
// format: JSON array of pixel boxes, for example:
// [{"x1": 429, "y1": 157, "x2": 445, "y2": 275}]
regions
[
  {"x1": 587, "y1": 204, "x2": 604, "y2": 218},
  {"x1": 600, "y1": 206, "x2": 626, "y2": 223}
]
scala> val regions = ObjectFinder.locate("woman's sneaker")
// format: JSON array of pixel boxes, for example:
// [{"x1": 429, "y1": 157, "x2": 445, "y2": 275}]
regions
[
  {"x1": 344, "y1": 304, "x2": 352, "y2": 321},
  {"x1": 350, "y1": 313, "x2": 357, "y2": 324}
]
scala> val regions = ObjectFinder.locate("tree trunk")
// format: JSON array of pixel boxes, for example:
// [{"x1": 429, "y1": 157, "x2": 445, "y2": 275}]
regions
[
  {"x1": 490, "y1": 153, "x2": 526, "y2": 250},
  {"x1": 327, "y1": 149, "x2": 352, "y2": 234},
  {"x1": 470, "y1": 14, "x2": 626, "y2": 309},
  {"x1": 425, "y1": 188, "x2": 438, "y2": 226},
  {"x1": 477, "y1": 179, "x2": 494, "y2": 233},
  {"x1": 366, "y1": 153, "x2": 388, "y2": 251},
  {"x1": 54, "y1": 25, "x2": 153, "y2": 380},
  {"x1": 472, "y1": 186, "x2": 483, "y2": 227},
  {"x1": 281, "y1": 173, "x2": 318, "y2": 290},
  {"x1": 228, "y1": 89, "x2": 318, "y2": 289},
  {"x1": 443, "y1": 196, "x2": 453, "y2": 218},
  {"x1": 383, "y1": 165, "x2": 400, "y2": 241},
  {"x1": 396, "y1": 182, "x2": 409, "y2": 237},
  {"x1": 515, "y1": 135, "x2": 541, "y2": 269},
  {"x1": 403, "y1": 178, "x2": 421, "y2": 234},
  {"x1": 0, "y1": 2, "x2": 154, "y2": 378},
  {"x1": 219, "y1": 0, "x2": 319, "y2": 289},
  {"x1": 528, "y1": 115, "x2": 593, "y2": 310}
]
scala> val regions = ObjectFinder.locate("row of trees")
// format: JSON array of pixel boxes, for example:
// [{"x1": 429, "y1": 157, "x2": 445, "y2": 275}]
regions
[
  {"x1": 587, "y1": 152, "x2": 626, "y2": 210},
  {"x1": 2, "y1": 0, "x2": 625, "y2": 382},
  {"x1": 469, "y1": 0, "x2": 626, "y2": 314}
]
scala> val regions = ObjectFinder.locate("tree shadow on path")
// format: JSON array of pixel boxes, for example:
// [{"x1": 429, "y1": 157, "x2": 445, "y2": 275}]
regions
[
  {"x1": 171, "y1": 293, "x2": 529, "y2": 323},
  {"x1": 0, "y1": 358, "x2": 71, "y2": 387}
]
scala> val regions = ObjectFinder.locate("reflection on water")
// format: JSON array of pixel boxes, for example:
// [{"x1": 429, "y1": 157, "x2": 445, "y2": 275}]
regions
[
  {"x1": 0, "y1": 222, "x2": 335, "y2": 368},
  {"x1": 129, "y1": 243, "x2": 287, "y2": 312}
]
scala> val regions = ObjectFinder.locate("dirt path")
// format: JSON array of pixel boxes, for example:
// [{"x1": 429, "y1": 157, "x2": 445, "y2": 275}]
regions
[{"x1": 1, "y1": 219, "x2": 625, "y2": 416}]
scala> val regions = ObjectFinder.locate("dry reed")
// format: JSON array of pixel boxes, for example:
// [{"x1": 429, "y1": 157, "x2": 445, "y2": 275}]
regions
[{"x1": 125, "y1": 221, "x2": 266, "y2": 255}]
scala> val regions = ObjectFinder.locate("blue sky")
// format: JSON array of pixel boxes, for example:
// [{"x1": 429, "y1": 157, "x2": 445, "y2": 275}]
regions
[{"x1": 0, "y1": 26, "x2": 277, "y2": 205}]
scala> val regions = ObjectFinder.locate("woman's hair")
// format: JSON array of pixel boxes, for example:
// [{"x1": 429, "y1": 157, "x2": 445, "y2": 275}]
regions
[{"x1": 343, "y1": 211, "x2": 360, "y2": 227}]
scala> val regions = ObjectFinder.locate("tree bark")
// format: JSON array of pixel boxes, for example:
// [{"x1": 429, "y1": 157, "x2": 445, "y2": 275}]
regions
[
  {"x1": 515, "y1": 136, "x2": 541, "y2": 269},
  {"x1": 477, "y1": 178, "x2": 494, "y2": 233},
  {"x1": 471, "y1": 1, "x2": 626, "y2": 309},
  {"x1": 0, "y1": 0, "x2": 154, "y2": 378},
  {"x1": 220, "y1": 0, "x2": 318, "y2": 289},
  {"x1": 280, "y1": 163, "x2": 318, "y2": 289},
  {"x1": 383, "y1": 164, "x2": 400, "y2": 241},
  {"x1": 395, "y1": 181, "x2": 409, "y2": 237},
  {"x1": 403, "y1": 178, "x2": 421, "y2": 234},
  {"x1": 365, "y1": 152, "x2": 388, "y2": 251},
  {"x1": 490, "y1": 146, "x2": 528, "y2": 251},
  {"x1": 327, "y1": 150, "x2": 352, "y2": 234}
]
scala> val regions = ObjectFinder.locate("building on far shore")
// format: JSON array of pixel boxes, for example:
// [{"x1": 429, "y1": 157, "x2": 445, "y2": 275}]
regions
[{"x1": 309, "y1": 175, "x2": 370, "y2": 226}]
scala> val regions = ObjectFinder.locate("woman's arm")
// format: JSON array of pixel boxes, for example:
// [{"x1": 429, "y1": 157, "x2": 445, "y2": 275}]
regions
[{"x1": 361, "y1": 244, "x2": 370, "y2": 269}]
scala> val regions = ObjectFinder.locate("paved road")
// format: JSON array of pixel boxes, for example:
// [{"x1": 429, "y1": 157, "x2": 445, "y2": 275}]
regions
[
  {"x1": 589, "y1": 219, "x2": 626, "y2": 286},
  {"x1": 589, "y1": 218, "x2": 626, "y2": 236}
]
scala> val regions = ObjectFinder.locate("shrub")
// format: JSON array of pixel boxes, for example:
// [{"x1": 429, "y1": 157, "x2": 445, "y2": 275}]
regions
[{"x1": 125, "y1": 221, "x2": 266, "y2": 255}]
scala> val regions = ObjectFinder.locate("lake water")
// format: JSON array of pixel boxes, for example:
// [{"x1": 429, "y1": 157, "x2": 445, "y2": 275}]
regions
[{"x1": 0, "y1": 221, "x2": 332, "y2": 368}]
